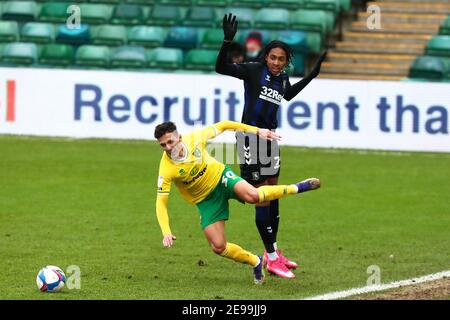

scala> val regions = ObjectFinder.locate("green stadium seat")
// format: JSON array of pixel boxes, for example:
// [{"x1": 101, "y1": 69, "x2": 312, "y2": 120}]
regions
[
  {"x1": 304, "y1": 0, "x2": 341, "y2": 15},
  {"x1": 439, "y1": 16, "x2": 450, "y2": 35},
  {"x1": 268, "y1": 0, "x2": 303, "y2": 10},
  {"x1": 39, "y1": 2, "x2": 72, "y2": 23},
  {"x1": 47, "y1": 0, "x2": 88, "y2": 2},
  {"x1": 111, "y1": 4, "x2": 145, "y2": 25},
  {"x1": 276, "y1": 30, "x2": 308, "y2": 74},
  {"x1": 147, "y1": 5, "x2": 184, "y2": 26},
  {"x1": 200, "y1": 28, "x2": 224, "y2": 49},
  {"x1": 1, "y1": 1, "x2": 38, "y2": 22},
  {"x1": 75, "y1": 45, "x2": 110, "y2": 68},
  {"x1": 164, "y1": 27, "x2": 199, "y2": 50},
  {"x1": 276, "y1": 30, "x2": 308, "y2": 53},
  {"x1": 303, "y1": 0, "x2": 339, "y2": 32},
  {"x1": 338, "y1": 0, "x2": 351, "y2": 12},
  {"x1": 409, "y1": 56, "x2": 450, "y2": 80},
  {"x1": 233, "y1": 0, "x2": 268, "y2": 9},
  {"x1": 147, "y1": 47, "x2": 183, "y2": 69},
  {"x1": 56, "y1": 24, "x2": 90, "y2": 45},
  {"x1": 0, "y1": 21, "x2": 19, "y2": 43},
  {"x1": 128, "y1": 26, "x2": 167, "y2": 48},
  {"x1": 77, "y1": 4, "x2": 113, "y2": 25},
  {"x1": 1, "y1": 42, "x2": 38, "y2": 66},
  {"x1": 289, "y1": 52, "x2": 306, "y2": 76},
  {"x1": 87, "y1": 0, "x2": 121, "y2": 3},
  {"x1": 426, "y1": 35, "x2": 450, "y2": 57},
  {"x1": 220, "y1": 8, "x2": 254, "y2": 29},
  {"x1": 158, "y1": 0, "x2": 192, "y2": 5},
  {"x1": 324, "y1": 11, "x2": 337, "y2": 32},
  {"x1": 111, "y1": 46, "x2": 146, "y2": 69},
  {"x1": 184, "y1": 49, "x2": 217, "y2": 71},
  {"x1": 290, "y1": 10, "x2": 328, "y2": 39},
  {"x1": 38, "y1": 43, "x2": 74, "y2": 67},
  {"x1": 91, "y1": 25, "x2": 127, "y2": 46},
  {"x1": 305, "y1": 31, "x2": 322, "y2": 53},
  {"x1": 125, "y1": 0, "x2": 156, "y2": 4},
  {"x1": 0, "y1": 44, "x2": 4, "y2": 61},
  {"x1": 21, "y1": 22, "x2": 55, "y2": 44},
  {"x1": 254, "y1": 9, "x2": 289, "y2": 30},
  {"x1": 183, "y1": 7, "x2": 217, "y2": 28},
  {"x1": 195, "y1": 0, "x2": 228, "y2": 7}
]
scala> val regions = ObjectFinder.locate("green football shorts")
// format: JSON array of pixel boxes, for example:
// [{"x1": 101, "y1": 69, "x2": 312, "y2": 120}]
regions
[{"x1": 196, "y1": 166, "x2": 244, "y2": 230}]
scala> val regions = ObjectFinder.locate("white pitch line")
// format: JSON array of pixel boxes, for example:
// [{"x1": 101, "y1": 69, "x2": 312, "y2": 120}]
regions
[{"x1": 303, "y1": 270, "x2": 450, "y2": 300}]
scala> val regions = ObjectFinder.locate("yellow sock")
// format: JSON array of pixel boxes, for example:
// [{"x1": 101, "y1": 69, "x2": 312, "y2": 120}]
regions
[
  {"x1": 220, "y1": 243, "x2": 259, "y2": 267},
  {"x1": 257, "y1": 185, "x2": 297, "y2": 202}
]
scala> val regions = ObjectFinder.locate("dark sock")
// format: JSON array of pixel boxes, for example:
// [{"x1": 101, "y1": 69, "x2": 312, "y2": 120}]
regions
[
  {"x1": 255, "y1": 206, "x2": 275, "y2": 253},
  {"x1": 269, "y1": 200, "x2": 280, "y2": 242}
]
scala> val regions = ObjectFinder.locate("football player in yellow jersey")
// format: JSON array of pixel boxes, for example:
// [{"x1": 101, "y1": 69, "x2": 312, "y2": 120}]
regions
[{"x1": 154, "y1": 120, "x2": 320, "y2": 283}]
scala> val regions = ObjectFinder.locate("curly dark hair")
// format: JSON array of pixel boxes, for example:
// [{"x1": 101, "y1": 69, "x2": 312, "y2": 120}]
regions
[{"x1": 259, "y1": 40, "x2": 294, "y2": 66}]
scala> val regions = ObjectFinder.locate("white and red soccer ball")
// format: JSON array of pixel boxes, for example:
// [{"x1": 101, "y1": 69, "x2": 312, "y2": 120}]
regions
[{"x1": 36, "y1": 265, "x2": 66, "y2": 292}]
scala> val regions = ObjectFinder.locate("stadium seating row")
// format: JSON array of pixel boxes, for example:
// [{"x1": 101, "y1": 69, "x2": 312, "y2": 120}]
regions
[
  {"x1": 0, "y1": 41, "x2": 307, "y2": 74},
  {"x1": 439, "y1": 15, "x2": 450, "y2": 35},
  {"x1": 0, "y1": 43, "x2": 251, "y2": 72},
  {"x1": 0, "y1": 21, "x2": 311, "y2": 50},
  {"x1": 0, "y1": 20, "x2": 312, "y2": 74},
  {"x1": 3, "y1": 1, "x2": 447, "y2": 82},
  {"x1": 0, "y1": 0, "x2": 351, "y2": 14},
  {"x1": 409, "y1": 55, "x2": 450, "y2": 81},
  {"x1": 0, "y1": 1, "x2": 340, "y2": 36},
  {"x1": 409, "y1": 32, "x2": 450, "y2": 81},
  {"x1": 408, "y1": 14, "x2": 450, "y2": 81}
]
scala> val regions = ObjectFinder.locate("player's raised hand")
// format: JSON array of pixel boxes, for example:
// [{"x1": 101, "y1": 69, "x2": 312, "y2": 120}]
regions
[
  {"x1": 222, "y1": 13, "x2": 238, "y2": 42},
  {"x1": 309, "y1": 50, "x2": 328, "y2": 79},
  {"x1": 162, "y1": 234, "x2": 177, "y2": 248},
  {"x1": 258, "y1": 129, "x2": 281, "y2": 141}
]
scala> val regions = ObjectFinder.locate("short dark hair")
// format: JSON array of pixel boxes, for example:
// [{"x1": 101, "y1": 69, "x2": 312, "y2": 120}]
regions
[
  {"x1": 260, "y1": 40, "x2": 294, "y2": 66},
  {"x1": 154, "y1": 121, "x2": 177, "y2": 139}
]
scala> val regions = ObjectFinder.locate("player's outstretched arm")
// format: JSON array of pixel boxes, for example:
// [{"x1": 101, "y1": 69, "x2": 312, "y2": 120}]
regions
[
  {"x1": 215, "y1": 14, "x2": 249, "y2": 79},
  {"x1": 156, "y1": 194, "x2": 176, "y2": 247},
  {"x1": 210, "y1": 121, "x2": 281, "y2": 141},
  {"x1": 284, "y1": 51, "x2": 327, "y2": 101}
]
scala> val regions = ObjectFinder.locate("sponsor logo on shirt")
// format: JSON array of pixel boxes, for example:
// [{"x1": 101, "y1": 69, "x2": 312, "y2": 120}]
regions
[
  {"x1": 190, "y1": 167, "x2": 199, "y2": 176},
  {"x1": 259, "y1": 86, "x2": 283, "y2": 105},
  {"x1": 184, "y1": 165, "x2": 208, "y2": 185}
]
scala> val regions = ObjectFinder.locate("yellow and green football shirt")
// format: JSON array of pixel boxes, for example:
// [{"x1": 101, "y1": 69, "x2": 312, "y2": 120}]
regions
[
  {"x1": 157, "y1": 126, "x2": 225, "y2": 204},
  {"x1": 155, "y1": 121, "x2": 259, "y2": 236}
]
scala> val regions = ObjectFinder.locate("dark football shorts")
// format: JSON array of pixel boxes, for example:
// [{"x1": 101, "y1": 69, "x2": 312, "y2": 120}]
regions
[{"x1": 236, "y1": 131, "x2": 280, "y2": 185}]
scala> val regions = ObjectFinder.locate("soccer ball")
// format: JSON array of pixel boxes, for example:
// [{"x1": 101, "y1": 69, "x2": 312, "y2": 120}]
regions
[{"x1": 36, "y1": 265, "x2": 66, "y2": 292}]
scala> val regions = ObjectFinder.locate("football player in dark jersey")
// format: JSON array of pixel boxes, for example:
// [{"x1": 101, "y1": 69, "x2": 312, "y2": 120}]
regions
[{"x1": 216, "y1": 13, "x2": 326, "y2": 279}]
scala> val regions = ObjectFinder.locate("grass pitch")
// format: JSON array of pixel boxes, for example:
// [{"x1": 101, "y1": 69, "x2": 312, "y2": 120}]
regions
[{"x1": 0, "y1": 135, "x2": 449, "y2": 300}]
